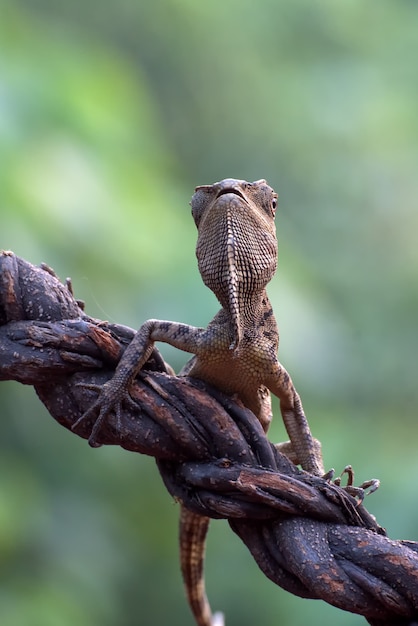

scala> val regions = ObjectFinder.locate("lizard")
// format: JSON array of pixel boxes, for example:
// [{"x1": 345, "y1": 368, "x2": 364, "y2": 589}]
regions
[{"x1": 72, "y1": 178, "x2": 324, "y2": 626}]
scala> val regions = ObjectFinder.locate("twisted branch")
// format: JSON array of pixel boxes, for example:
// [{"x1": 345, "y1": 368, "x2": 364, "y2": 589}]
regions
[{"x1": 1, "y1": 251, "x2": 418, "y2": 626}]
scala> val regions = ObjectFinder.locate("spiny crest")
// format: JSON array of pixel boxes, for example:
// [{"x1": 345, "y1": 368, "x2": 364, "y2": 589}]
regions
[{"x1": 226, "y1": 210, "x2": 241, "y2": 350}]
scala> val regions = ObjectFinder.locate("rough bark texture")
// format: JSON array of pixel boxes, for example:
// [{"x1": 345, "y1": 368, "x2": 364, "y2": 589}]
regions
[{"x1": 1, "y1": 250, "x2": 418, "y2": 626}]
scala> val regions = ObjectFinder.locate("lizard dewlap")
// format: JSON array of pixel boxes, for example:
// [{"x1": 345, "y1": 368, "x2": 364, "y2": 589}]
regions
[{"x1": 191, "y1": 179, "x2": 277, "y2": 352}]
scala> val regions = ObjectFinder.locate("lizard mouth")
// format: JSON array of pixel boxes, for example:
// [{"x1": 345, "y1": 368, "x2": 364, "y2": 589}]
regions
[{"x1": 215, "y1": 188, "x2": 247, "y2": 202}]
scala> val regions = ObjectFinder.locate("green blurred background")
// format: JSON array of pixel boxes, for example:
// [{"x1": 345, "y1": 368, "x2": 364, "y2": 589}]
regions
[{"x1": 1, "y1": 1, "x2": 417, "y2": 624}]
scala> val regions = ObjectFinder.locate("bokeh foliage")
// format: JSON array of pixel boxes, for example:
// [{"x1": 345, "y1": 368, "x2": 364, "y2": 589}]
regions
[{"x1": 1, "y1": 1, "x2": 417, "y2": 624}]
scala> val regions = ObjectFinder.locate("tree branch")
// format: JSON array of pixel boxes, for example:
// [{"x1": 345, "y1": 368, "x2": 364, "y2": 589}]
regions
[{"x1": 1, "y1": 250, "x2": 417, "y2": 625}]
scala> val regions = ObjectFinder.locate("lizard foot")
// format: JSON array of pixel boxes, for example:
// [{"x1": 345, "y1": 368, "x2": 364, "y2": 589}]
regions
[
  {"x1": 332, "y1": 465, "x2": 380, "y2": 504},
  {"x1": 72, "y1": 379, "x2": 131, "y2": 447}
]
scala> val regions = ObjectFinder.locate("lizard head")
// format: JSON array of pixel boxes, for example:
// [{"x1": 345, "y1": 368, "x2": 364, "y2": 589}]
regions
[
  {"x1": 191, "y1": 179, "x2": 277, "y2": 229},
  {"x1": 190, "y1": 179, "x2": 278, "y2": 350}
]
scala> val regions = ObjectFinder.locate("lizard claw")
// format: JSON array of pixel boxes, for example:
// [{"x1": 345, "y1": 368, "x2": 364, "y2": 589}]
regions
[
  {"x1": 356, "y1": 477, "x2": 380, "y2": 497},
  {"x1": 322, "y1": 468, "x2": 335, "y2": 482},
  {"x1": 332, "y1": 465, "x2": 380, "y2": 504},
  {"x1": 72, "y1": 380, "x2": 127, "y2": 447}
]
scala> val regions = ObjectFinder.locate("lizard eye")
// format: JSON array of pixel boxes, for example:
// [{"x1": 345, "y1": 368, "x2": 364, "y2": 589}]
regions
[{"x1": 271, "y1": 196, "x2": 278, "y2": 215}]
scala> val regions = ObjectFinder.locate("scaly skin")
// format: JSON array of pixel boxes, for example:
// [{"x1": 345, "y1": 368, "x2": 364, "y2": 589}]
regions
[{"x1": 73, "y1": 178, "x2": 324, "y2": 626}]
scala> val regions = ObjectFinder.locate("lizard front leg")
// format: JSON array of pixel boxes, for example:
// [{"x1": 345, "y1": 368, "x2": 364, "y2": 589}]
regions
[
  {"x1": 267, "y1": 362, "x2": 324, "y2": 476},
  {"x1": 72, "y1": 319, "x2": 206, "y2": 445}
]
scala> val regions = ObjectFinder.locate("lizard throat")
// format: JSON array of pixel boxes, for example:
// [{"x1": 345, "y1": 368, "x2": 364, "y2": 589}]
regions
[{"x1": 195, "y1": 192, "x2": 277, "y2": 352}]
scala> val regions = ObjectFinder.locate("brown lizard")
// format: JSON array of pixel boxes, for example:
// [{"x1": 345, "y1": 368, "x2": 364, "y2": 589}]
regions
[{"x1": 73, "y1": 178, "x2": 324, "y2": 626}]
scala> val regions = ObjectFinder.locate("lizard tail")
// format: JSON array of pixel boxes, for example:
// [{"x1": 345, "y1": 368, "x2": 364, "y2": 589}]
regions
[{"x1": 179, "y1": 507, "x2": 222, "y2": 626}]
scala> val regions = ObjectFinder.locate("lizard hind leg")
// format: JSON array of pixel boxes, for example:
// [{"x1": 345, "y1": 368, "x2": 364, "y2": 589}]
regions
[{"x1": 179, "y1": 506, "x2": 224, "y2": 626}]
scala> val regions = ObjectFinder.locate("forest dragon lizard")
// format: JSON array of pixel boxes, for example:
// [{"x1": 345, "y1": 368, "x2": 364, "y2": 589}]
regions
[{"x1": 73, "y1": 178, "x2": 324, "y2": 626}]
